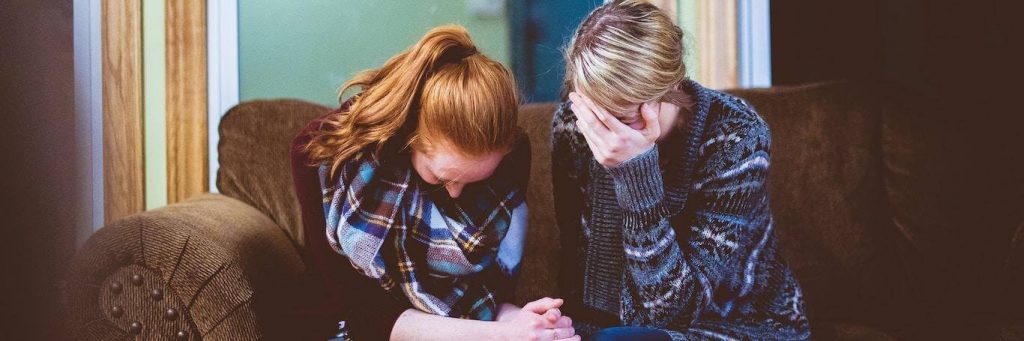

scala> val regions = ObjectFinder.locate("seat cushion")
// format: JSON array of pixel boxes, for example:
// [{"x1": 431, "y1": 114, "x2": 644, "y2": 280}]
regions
[
  {"x1": 897, "y1": 321, "x2": 1024, "y2": 341},
  {"x1": 812, "y1": 322, "x2": 898, "y2": 341}
]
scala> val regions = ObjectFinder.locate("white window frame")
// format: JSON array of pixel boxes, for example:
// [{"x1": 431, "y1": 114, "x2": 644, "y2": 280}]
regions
[
  {"x1": 73, "y1": 0, "x2": 104, "y2": 247},
  {"x1": 737, "y1": 0, "x2": 772, "y2": 87},
  {"x1": 207, "y1": 0, "x2": 240, "y2": 192}
]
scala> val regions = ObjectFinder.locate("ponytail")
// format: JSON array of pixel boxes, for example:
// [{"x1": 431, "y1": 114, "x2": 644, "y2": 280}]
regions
[{"x1": 305, "y1": 25, "x2": 520, "y2": 177}]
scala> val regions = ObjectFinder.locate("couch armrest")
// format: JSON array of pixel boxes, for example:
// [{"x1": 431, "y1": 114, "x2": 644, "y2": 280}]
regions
[{"x1": 64, "y1": 194, "x2": 306, "y2": 340}]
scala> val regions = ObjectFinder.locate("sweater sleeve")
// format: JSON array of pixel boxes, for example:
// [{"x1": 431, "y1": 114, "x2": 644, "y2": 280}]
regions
[
  {"x1": 606, "y1": 112, "x2": 773, "y2": 329},
  {"x1": 550, "y1": 103, "x2": 589, "y2": 316}
]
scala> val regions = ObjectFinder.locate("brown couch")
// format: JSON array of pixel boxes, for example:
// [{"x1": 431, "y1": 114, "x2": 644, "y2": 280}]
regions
[{"x1": 64, "y1": 82, "x2": 1024, "y2": 340}]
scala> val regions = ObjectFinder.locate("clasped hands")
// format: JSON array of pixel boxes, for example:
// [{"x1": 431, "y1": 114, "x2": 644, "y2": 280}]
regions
[{"x1": 496, "y1": 297, "x2": 578, "y2": 341}]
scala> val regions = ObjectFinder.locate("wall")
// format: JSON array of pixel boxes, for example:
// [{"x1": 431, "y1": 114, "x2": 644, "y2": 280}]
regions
[
  {"x1": 143, "y1": 0, "x2": 168, "y2": 209},
  {"x1": 239, "y1": 0, "x2": 511, "y2": 106},
  {"x1": 0, "y1": 0, "x2": 78, "y2": 338}
]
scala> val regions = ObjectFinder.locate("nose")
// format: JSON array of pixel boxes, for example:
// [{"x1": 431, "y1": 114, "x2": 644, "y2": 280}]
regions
[{"x1": 445, "y1": 182, "x2": 465, "y2": 198}]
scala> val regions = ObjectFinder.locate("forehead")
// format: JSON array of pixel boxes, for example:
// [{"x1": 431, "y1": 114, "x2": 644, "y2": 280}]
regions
[
  {"x1": 427, "y1": 148, "x2": 503, "y2": 182},
  {"x1": 575, "y1": 89, "x2": 640, "y2": 117},
  {"x1": 606, "y1": 101, "x2": 641, "y2": 117}
]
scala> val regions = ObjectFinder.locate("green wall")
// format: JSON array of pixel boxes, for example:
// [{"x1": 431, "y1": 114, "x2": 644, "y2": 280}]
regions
[
  {"x1": 143, "y1": 0, "x2": 167, "y2": 209},
  {"x1": 239, "y1": 0, "x2": 511, "y2": 106},
  {"x1": 677, "y1": 0, "x2": 701, "y2": 84}
]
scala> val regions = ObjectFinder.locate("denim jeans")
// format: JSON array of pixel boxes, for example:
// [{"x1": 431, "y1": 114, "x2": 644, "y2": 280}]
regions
[{"x1": 588, "y1": 326, "x2": 673, "y2": 341}]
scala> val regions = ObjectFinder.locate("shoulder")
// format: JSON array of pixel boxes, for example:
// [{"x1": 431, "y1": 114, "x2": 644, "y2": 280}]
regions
[
  {"x1": 550, "y1": 101, "x2": 593, "y2": 177},
  {"x1": 551, "y1": 102, "x2": 591, "y2": 157},
  {"x1": 699, "y1": 89, "x2": 771, "y2": 158},
  {"x1": 551, "y1": 101, "x2": 581, "y2": 142},
  {"x1": 689, "y1": 89, "x2": 772, "y2": 184}
]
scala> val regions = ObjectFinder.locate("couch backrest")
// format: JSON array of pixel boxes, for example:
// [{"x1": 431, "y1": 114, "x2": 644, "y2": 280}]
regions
[{"x1": 217, "y1": 99, "x2": 330, "y2": 248}]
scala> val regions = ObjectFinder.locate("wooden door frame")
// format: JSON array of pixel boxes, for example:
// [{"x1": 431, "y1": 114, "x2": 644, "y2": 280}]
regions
[
  {"x1": 101, "y1": 0, "x2": 145, "y2": 224},
  {"x1": 165, "y1": 0, "x2": 208, "y2": 204},
  {"x1": 101, "y1": 0, "x2": 213, "y2": 223}
]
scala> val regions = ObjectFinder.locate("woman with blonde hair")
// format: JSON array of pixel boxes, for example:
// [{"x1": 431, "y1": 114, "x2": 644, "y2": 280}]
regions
[
  {"x1": 292, "y1": 25, "x2": 578, "y2": 340},
  {"x1": 551, "y1": 1, "x2": 811, "y2": 340}
]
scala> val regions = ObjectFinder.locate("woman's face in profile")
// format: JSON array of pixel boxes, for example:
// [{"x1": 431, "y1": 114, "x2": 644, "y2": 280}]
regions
[{"x1": 410, "y1": 140, "x2": 504, "y2": 199}]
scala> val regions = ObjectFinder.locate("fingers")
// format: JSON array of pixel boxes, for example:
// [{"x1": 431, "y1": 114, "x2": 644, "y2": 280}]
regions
[
  {"x1": 522, "y1": 297, "x2": 564, "y2": 314},
  {"x1": 576, "y1": 92, "x2": 637, "y2": 135},
  {"x1": 543, "y1": 308, "x2": 561, "y2": 324},
  {"x1": 576, "y1": 121, "x2": 608, "y2": 162},
  {"x1": 572, "y1": 101, "x2": 611, "y2": 154},
  {"x1": 553, "y1": 315, "x2": 573, "y2": 328},
  {"x1": 640, "y1": 102, "x2": 662, "y2": 139},
  {"x1": 555, "y1": 336, "x2": 582, "y2": 341},
  {"x1": 575, "y1": 113, "x2": 609, "y2": 152},
  {"x1": 573, "y1": 92, "x2": 613, "y2": 129},
  {"x1": 550, "y1": 327, "x2": 576, "y2": 340},
  {"x1": 569, "y1": 93, "x2": 611, "y2": 134}
]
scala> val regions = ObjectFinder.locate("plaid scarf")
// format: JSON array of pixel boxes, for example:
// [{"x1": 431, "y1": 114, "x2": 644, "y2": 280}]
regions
[{"x1": 318, "y1": 148, "x2": 524, "y2": 320}]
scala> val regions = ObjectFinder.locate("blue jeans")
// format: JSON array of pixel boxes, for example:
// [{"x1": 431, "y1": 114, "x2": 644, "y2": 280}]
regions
[{"x1": 588, "y1": 327, "x2": 673, "y2": 341}]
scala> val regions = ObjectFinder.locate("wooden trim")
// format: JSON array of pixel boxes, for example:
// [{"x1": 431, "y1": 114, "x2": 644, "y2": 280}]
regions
[
  {"x1": 102, "y1": 0, "x2": 145, "y2": 224},
  {"x1": 696, "y1": 0, "x2": 738, "y2": 89},
  {"x1": 166, "y1": 0, "x2": 208, "y2": 203}
]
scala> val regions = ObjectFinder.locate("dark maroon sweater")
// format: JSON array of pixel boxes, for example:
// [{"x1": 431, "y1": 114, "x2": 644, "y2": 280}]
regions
[{"x1": 290, "y1": 107, "x2": 411, "y2": 341}]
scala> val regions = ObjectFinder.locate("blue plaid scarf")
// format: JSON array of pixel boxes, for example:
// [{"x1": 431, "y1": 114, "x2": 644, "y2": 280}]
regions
[{"x1": 318, "y1": 148, "x2": 525, "y2": 320}]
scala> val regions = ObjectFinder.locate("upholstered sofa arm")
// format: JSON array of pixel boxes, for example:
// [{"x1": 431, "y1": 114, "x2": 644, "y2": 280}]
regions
[{"x1": 64, "y1": 194, "x2": 307, "y2": 340}]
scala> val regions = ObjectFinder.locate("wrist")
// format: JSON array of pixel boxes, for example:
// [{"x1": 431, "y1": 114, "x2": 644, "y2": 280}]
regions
[
  {"x1": 606, "y1": 146, "x2": 665, "y2": 210},
  {"x1": 495, "y1": 319, "x2": 517, "y2": 341},
  {"x1": 495, "y1": 303, "x2": 520, "y2": 322}
]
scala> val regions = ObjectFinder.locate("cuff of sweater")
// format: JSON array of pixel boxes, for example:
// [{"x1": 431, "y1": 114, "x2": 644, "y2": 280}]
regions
[{"x1": 606, "y1": 146, "x2": 665, "y2": 212}]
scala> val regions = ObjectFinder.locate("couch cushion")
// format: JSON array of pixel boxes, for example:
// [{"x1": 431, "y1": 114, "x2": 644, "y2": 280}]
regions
[
  {"x1": 726, "y1": 82, "x2": 909, "y2": 327},
  {"x1": 882, "y1": 87, "x2": 1024, "y2": 319},
  {"x1": 217, "y1": 99, "x2": 330, "y2": 248},
  {"x1": 811, "y1": 322, "x2": 898, "y2": 341},
  {"x1": 897, "y1": 321, "x2": 1024, "y2": 341}
]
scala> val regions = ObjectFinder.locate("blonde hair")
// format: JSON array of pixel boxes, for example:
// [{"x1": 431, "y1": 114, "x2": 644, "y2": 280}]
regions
[
  {"x1": 305, "y1": 25, "x2": 520, "y2": 176},
  {"x1": 564, "y1": 0, "x2": 690, "y2": 114}
]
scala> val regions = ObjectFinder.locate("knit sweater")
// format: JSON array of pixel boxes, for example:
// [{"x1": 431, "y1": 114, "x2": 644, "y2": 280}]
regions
[{"x1": 551, "y1": 80, "x2": 811, "y2": 340}]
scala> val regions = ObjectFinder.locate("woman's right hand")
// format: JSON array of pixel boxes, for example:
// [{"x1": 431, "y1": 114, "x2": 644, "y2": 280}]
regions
[
  {"x1": 500, "y1": 297, "x2": 579, "y2": 341},
  {"x1": 569, "y1": 92, "x2": 662, "y2": 168}
]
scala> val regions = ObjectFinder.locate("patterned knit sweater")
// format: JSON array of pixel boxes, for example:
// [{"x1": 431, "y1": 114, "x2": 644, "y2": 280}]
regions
[{"x1": 551, "y1": 80, "x2": 811, "y2": 340}]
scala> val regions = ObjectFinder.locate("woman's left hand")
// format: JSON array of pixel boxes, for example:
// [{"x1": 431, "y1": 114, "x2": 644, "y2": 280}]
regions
[{"x1": 569, "y1": 92, "x2": 661, "y2": 168}]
